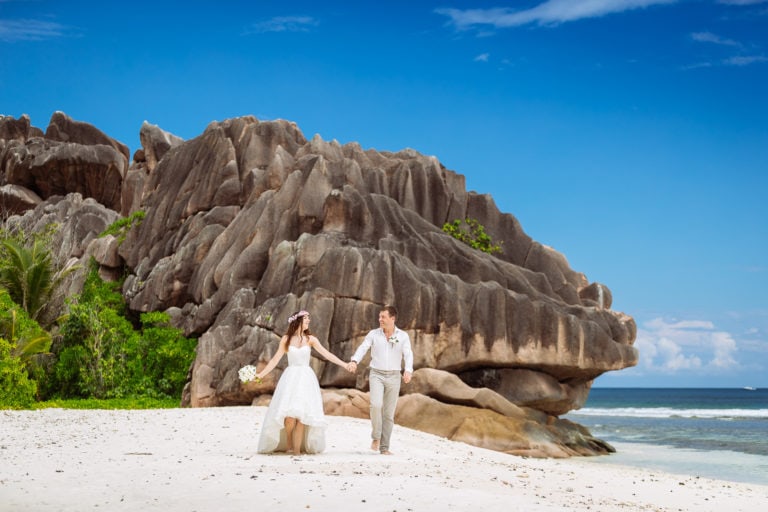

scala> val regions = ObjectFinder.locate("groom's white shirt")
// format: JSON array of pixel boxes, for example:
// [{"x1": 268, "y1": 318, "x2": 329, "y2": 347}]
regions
[{"x1": 351, "y1": 327, "x2": 414, "y2": 373}]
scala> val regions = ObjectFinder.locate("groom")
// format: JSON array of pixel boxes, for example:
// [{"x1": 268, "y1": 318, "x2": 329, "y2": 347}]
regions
[{"x1": 348, "y1": 305, "x2": 413, "y2": 455}]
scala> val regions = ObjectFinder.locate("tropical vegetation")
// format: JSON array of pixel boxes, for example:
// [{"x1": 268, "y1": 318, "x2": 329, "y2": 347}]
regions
[
  {"x1": 1, "y1": 221, "x2": 196, "y2": 409},
  {"x1": 0, "y1": 232, "x2": 78, "y2": 326}
]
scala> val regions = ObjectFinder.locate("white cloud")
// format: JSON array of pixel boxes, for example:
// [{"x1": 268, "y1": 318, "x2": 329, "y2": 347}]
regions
[
  {"x1": 724, "y1": 55, "x2": 768, "y2": 65},
  {"x1": 0, "y1": 19, "x2": 67, "y2": 42},
  {"x1": 711, "y1": 331, "x2": 738, "y2": 368},
  {"x1": 644, "y1": 317, "x2": 713, "y2": 333},
  {"x1": 635, "y1": 317, "x2": 740, "y2": 374},
  {"x1": 635, "y1": 334, "x2": 702, "y2": 371},
  {"x1": 691, "y1": 31, "x2": 741, "y2": 47},
  {"x1": 474, "y1": 53, "x2": 490, "y2": 62},
  {"x1": 435, "y1": 0, "x2": 678, "y2": 31},
  {"x1": 684, "y1": 54, "x2": 768, "y2": 69},
  {"x1": 249, "y1": 16, "x2": 319, "y2": 34}
]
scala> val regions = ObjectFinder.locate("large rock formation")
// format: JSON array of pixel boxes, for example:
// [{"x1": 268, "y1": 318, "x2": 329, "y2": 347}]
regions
[
  {"x1": 1, "y1": 112, "x2": 639, "y2": 457},
  {"x1": 110, "y1": 115, "x2": 636, "y2": 414},
  {"x1": 1, "y1": 113, "x2": 127, "y2": 213}
]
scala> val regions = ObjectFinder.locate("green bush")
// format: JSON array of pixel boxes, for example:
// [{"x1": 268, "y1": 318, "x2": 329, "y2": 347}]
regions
[
  {"x1": 0, "y1": 337, "x2": 38, "y2": 409},
  {"x1": 99, "y1": 210, "x2": 145, "y2": 243},
  {"x1": 0, "y1": 289, "x2": 52, "y2": 365},
  {"x1": 442, "y1": 217, "x2": 503, "y2": 255},
  {"x1": 50, "y1": 260, "x2": 196, "y2": 400},
  {"x1": 135, "y1": 312, "x2": 197, "y2": 397}
]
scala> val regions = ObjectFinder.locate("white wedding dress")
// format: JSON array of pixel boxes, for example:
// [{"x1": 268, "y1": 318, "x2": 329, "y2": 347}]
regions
[{"x1": 257, "y1": 344, "x2": 327, "y2": 454}]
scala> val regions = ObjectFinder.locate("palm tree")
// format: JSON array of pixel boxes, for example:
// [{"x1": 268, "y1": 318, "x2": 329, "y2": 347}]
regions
[
  {"x1": 0, "y1": 302, "x2": 52, "y2": 365},
  {"x1": 0, "y1": 238, "x2": 79, "y2": 325}
]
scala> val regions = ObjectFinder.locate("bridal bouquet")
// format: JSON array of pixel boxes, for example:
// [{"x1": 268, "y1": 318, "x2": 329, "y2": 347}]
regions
[{"x1": 238, "y1": 365, "x2": 261, "y2": 383}]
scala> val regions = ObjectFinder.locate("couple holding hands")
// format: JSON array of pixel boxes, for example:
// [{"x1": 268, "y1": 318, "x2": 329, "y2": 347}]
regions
[{"x1": 253, "y1": 305, "x2": 413, "y2": 456}]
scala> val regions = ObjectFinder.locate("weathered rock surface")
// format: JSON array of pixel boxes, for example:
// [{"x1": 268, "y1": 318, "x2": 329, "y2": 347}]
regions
[
  {"x1": 139, "y1": 120, "x2": 184, "y2": 173},
  {"x1": 405, "y1": 367, "x2": 527, "y2": 418},
  {"x1": 46, "y1": 111, "x2": 130, "y2": 163},
  {"x1": 320, "y1": 388, "x2": 372, "y2": 419},
  {"x1": 120, "y1": 123, "x2": 184, "y2": 216},
  {"x1": 0, "y1": 114, "x2": 43, "y2": 141},
  {"x1": 394, "y1": 393, "x2": 613, "y2": 458},
  {"x1": 1, "y1": 113, "x2": 639, "y2": 457},
  {"x1": 460, "y1": 367, "x2": 594, "y2": 416},
  {"x1": 0, "y1": 113, "x2": 127, "y2": 212},
  {"x1": 0, "y1": 184, "x2": 42, "y2": 217}
]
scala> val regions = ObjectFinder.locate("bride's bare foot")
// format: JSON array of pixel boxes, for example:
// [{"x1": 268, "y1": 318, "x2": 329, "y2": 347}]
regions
[{"x1": 371, "y1": 439, "x2": 380, "y2": 451}]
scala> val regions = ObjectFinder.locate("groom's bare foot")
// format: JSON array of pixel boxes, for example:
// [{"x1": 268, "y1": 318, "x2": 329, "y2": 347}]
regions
[
  {"x1": 371, "y1": 439, "x2": 380, "y2": 451},
  {"x1": 380, "y1": 450, "x2": 393, "y2": 455}
]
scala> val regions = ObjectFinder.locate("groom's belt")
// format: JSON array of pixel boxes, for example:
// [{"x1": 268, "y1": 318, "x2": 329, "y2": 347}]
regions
[{"x1": 369, "y1": 368, "x2": 401, "y2": 375}]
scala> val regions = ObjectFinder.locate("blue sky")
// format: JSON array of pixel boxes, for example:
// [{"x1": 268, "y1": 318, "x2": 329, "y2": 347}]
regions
[{"x1": 2, "y1": 0, "x2": 766, "y2": 388}]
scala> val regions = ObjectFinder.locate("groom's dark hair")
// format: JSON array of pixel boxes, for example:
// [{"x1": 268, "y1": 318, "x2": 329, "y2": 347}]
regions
[{"x1": 382, "y1": 305, "x2": 397, "y2": 319}]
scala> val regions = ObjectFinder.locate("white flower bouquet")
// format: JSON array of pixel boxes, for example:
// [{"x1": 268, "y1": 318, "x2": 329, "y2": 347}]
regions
[{"x1": 238, "y1": 365, "x2": 261, "y2": 383}]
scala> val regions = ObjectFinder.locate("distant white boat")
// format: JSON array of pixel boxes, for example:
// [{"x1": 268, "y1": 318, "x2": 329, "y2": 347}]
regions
[{"x1": 743, "y1": 386, "x2": 757, "y2": 391}]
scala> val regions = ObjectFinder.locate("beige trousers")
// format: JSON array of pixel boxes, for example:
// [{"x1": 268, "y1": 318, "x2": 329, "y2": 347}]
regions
[{"x1": 368, "y1": 369, "x2": 401, "y2": 452}]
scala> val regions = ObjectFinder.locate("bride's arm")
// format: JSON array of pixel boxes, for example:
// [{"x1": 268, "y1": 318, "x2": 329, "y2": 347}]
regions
[
  {"x1": 256, "y1": 336, "x2": 288, "y2": 380},
  {"x1": 309, "y1": 337, "x2": 349, "y2": 370}
]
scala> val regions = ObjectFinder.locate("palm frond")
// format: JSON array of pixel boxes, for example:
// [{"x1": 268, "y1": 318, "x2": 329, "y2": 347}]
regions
[{"x1": 12, "y1": 331, "x2": 53, "y2": 362}]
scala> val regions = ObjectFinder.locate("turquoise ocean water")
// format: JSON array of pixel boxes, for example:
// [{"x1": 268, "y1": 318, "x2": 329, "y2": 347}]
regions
[{"x1": 565, "y1": 388, "x2": 768, "y2": 486}]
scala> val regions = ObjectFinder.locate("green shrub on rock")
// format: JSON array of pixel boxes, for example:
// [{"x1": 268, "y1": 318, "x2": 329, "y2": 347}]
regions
[
  {"x1": 442, "y1": 217, "x2": 503, "y2": 255},
  {"x1": 99, "y1": 210, "x2": 145, "y2": 243}
]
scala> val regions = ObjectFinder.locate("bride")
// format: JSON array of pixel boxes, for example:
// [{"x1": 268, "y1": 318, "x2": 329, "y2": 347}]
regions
[{"x1": 255, "y1": 310, "x2": 351, "y2": 455}]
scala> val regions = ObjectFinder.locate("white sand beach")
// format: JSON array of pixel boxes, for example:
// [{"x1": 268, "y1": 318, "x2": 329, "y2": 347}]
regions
[{"x1": 1, "y1": 407, "x2": 766, "y2": 512}]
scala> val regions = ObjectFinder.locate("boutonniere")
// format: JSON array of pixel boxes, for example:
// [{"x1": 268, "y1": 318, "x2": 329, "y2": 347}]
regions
[{"x1": 387, "y1": 334, "x2": 399, "y2": 344}]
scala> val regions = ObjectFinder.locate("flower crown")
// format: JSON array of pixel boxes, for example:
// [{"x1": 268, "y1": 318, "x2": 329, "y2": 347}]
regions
[{"x1": 288, "y1": 310, "x2": 309, "y2": 324}]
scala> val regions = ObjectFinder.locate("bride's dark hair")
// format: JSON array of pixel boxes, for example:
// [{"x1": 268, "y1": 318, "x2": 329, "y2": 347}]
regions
[{"x1": 282, "y1": 311, "x2": 312, "y2": 351}]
